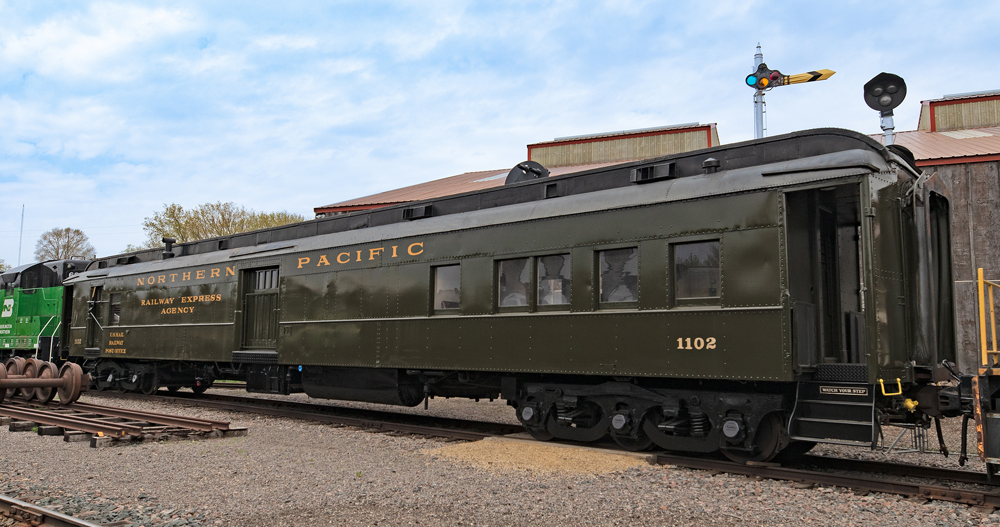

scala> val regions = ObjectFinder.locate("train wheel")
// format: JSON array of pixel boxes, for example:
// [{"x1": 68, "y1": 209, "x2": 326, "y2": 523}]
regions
[
  {"x1": 35, "y1": 362, "x2": 58, "y2": 403},
  {"x1": 140, "y1": 374, "x2": 159, "y2": 395},
  {"x1": 20, "y1": 359, "x2": 42, "y2": 401},
  {"x1": 545, "y1": 401, "x2": 609, "y2": 443},
  {"x1": 721, "y1": 413, "x2": 783, "y2": 464},
  {"x1": 776, "y1": 440, "x2": 816, "y2": 461},
  {"x1": 4, "y1": 357, "x2": 24, "y2": 399},
  {"x1": 611, "y1": 414, "x2": 654, "y2": 452},
  {"x1": 56, "y1": 363, "x2": 84, "y2": 404}
]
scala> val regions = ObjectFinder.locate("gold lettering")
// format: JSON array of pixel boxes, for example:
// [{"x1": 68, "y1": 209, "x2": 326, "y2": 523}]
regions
[
  {"x1": 148, "y1": 275, "x2": 156, "y2": 284},
  {"x1": 317, "y1": 255, "x2": 331, "y2": 266},
  {"x1": 297, "y1": 257, "x2": 311, "y2": 268},
  {"x1": 226, "y1": 266, "x2": 235, "y2": 276},
  {"x1": 157, "y1": 275, "x2": 166, "y2": 284},
  {"x1": 211, "y1": 268, "x2": 220, "y2": 278},
  {"x1": 170, "y1": 273, "x2": 178, "y2": 282},
  {"x1": 337, "y1": 252, "x2": 350, "y2": 264},
  {"x1": 408, "y1": 242, "x2": 424, "y2": 256},
  {"x1": 196, "y1": 270, "x2": 205, "y2": 279},
  {"x1": 183, "y1": 272, "x2": 191, "y2": 281},
  {"x1": 391, "y1": 246, "x2": 398, "y2": 258},
  {"x1": 369, "y1": 248, "x2": 384, "y2": 260},
  {"x1": 356, "y1": 250, "x2": 362, "y2": 262},
  {"x1": 137, "y1": 277, "x2": 145, "y2": 286}
]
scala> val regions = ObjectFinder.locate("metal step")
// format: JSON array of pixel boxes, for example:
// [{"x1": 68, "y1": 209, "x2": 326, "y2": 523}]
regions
[{"x1": 793, "y1": 417, "x2": 873, "y2": 427}]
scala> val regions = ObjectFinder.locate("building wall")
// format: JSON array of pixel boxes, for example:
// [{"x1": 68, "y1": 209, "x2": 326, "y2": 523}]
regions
[
  {"x1": 529, "y1": 127, "x2": 716, "y2": 167},
  {"x1": 930, "y1": 160, "x2": 1000, "y2": 372},
  {"x1": 933, "y1": 98, "x2": 1000, "y2": 132}
]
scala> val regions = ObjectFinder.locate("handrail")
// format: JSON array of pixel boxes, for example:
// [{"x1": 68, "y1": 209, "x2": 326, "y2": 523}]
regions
[{"x1": 979, "y1": 268, "x2": 1000, "y2": 367}]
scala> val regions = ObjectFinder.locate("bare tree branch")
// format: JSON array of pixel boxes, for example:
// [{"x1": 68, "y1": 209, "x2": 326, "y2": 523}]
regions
[{"x1": 34, "y1": 228, "x2": 96, "y2": 261}]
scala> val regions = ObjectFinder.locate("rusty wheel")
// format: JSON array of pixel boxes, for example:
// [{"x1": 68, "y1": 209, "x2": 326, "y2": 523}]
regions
[
  {"x1": 0, "y1": 363, "x2": 7, "y2": 404},
  {"x1": 20, "y1": 359, "x2": 42, "y2": 401},
  {"x1": 4, "y1": 357, "x2": 24, "y2": 399},
  {"x1": 57, "y1": 363, "x2": 83, "y2": 405},
  {"x1": 35, "y1": 362, "x2": 58, "y2": 403}
]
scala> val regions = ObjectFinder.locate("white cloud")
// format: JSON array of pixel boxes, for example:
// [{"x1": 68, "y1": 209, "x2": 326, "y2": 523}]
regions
[{"x1": 0, "y1": 3, "x2": 199, "y2": 82}]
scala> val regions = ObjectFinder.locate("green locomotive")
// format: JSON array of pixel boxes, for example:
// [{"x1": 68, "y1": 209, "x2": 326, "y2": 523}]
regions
[
  {"x1": 62, "y1": 128, "x2": 971, "y2": 462},
  {"x1": 1, "y1": 260, "x2": 89, "y2": 362}
]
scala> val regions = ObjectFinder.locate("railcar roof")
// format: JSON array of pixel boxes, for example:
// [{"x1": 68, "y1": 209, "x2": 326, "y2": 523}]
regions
[{"x1": 81, "y1": 127, "x2": 916, "y2": 277}]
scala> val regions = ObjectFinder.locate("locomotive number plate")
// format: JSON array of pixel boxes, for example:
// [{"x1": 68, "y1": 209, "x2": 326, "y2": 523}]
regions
[{"x1": 819, "y1": 386, "x2": 869, "y2": 396}]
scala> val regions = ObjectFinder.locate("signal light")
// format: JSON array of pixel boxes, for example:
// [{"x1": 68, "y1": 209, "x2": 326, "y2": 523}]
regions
[
  {"x1": 746, "y1": 63, "x2": 782, "y2": 91},
  {"x1": 863, "y1": 72, "x2": 906, "y2": 113}
]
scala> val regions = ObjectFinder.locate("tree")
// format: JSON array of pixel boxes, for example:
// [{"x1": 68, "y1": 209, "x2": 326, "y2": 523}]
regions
[
  {"x1": 0, "y1": 258, "x2": 9, "y2": 272},
  {"x1": 34, "y1": 228, "x2": 96, "y2": 261},
  {"x1": 128, "y1": 202, "x2": 306, "y2": 251}
]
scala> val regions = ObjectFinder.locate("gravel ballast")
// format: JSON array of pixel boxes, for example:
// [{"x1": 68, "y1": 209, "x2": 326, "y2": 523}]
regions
[{"x1": 1, "y1": 390, "x2": 998, "y2": 526}]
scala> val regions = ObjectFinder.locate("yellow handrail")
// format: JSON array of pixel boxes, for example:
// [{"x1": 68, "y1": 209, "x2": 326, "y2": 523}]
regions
[
  {"x1": 879, "y1": 378, "x2": 902, "y2": 396},
  {"x1": 979, "y1": 268, "x2": 1000, "y2": 367}
]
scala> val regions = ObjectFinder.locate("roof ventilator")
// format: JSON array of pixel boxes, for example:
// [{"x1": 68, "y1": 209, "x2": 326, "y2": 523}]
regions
[
  {"x1": 630, "y1": 162, "x2": 676, "y2": 184},
  {"x1": 162, "y1": 237, "x2": 176, "y2": 259},
  {"x1": 504, "y1": 160, "x2": 549, "y2": 185},
  {"x1": 403, "y1": 205, "x2": 433, "y2": 220},
  {"x1": 702, "y1": 157, "x2": 721, "y2": 174}
]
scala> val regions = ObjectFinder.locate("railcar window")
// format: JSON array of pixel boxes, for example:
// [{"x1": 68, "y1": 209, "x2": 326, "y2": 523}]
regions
[
  {"x1": 497, "y1": 258, "x2": 530, "y2": 307},
  {"x1": 599, "y1": 248, "x2": 639, "y2": 303},
  {"x1": 109, "y1": 293, "x2": 122, "y2": 325},
  {"x1": 434, "y1": 265, "x2": 461, "y2": 310},
  {"x1": 674, "y1": 241, "x2": 720, "y2": 299},
  {"x1": 537, "y1": 254, "x2": 571, "y2": 305},
  {"x1": 255, "y1": 269, "x2": 278, "y2": 290}
]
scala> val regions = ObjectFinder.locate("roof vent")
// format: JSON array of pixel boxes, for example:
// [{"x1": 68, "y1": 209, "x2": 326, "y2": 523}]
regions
[
  {"x1": 162, "y1": 237, "x2": 176, "y2": 259},
  {"x1": 505, "y1": 161, "x2": 549, "y2": 185},
  {"x1": 403, "y1": 205, "x2": 433, "y2": 220},
  {"x1": 702, "y1": 158, "x2": 721, "y2": 174},
  {"x1": 631, "y1": 162, "x2": 676, "y2": 184}
]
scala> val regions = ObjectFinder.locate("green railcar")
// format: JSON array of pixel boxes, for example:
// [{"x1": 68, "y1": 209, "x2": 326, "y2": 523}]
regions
[
  {"x1": 63, "y1": 128, "x2": 965, "y2": 462},
  {"x1": 1, "y1": 260, "x2": 89, "y2": 361}
]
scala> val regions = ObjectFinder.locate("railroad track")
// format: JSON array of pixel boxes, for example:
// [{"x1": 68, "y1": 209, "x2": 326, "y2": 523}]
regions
[
  {"x1": 98, "y1": 389, "x2": 1000, "y2": 509},
  {"x1": 0, "y1": 396, "x2": 246, "y2": 447},
  {"x1": 0, "y1": 493, "x2": 101, "y2": 527}
]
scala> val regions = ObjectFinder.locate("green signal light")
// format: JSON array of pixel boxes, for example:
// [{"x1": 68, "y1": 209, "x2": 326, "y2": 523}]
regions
[{"x1": 746, "y1": 74, "x2": 757, "y2": 87}]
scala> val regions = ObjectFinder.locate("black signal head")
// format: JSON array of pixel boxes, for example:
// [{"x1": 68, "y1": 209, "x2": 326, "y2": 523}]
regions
[{"x1": 864, "y1": 72, "x2": 907, "y2": 113}]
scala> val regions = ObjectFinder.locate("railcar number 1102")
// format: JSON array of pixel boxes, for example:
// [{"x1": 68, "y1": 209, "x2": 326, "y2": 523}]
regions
[{"x1": 676, "y1": 337, "x2": 717, "y2": 350}]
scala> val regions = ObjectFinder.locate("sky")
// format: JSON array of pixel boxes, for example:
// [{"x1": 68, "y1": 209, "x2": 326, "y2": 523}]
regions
[{"x1": 1, "y1": 1, "x2": 999, "y2": 267}]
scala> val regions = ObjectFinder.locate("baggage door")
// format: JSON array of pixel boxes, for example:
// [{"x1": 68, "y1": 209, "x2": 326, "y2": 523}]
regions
[{"x1": 241, "y1": 268, "x2": 279, "y2": 350}]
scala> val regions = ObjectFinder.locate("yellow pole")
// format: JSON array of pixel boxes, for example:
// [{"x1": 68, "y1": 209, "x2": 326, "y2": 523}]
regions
[
  {"x1": 991, "y1": 284, "x2": 997, "y2": 362},
  {"x1": 981, "y1": 268, "x2": 988, "y2": 366}
]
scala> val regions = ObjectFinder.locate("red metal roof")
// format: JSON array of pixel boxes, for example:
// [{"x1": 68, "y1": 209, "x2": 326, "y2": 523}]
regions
[
  {"x1": 871, "y1": 127, "x2": 1000, "y2": 166},
  {"x1": 314, "y1": 162, "x2": 619, "y2": 214}
]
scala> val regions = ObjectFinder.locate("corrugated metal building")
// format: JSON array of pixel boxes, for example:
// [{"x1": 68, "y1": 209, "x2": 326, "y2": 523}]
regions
[
  {"x1": 875, "y1": 90, "x2": 1000, "y2": 372},
  {"x1": 314, "y1": 123, "x2": 717, "y2": 217}
]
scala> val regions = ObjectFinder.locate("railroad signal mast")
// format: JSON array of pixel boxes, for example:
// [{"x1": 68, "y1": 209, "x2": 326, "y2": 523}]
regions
[
  {"x1": 746, "y1": 44, "x2": 835, "y2": 139},
  {"x1": 863, "y1": 72, "x2": 907, "y2": 146}
]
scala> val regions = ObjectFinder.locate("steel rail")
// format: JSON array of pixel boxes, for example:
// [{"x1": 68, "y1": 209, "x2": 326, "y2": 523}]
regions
[
  {"x1": 99, "y1": 390, "x2": 524, "y2": 435},
  {"x1": 0, "y1": 494, "x2": 103, "y2": 527},
  {"x1": 797, "y1": 454, "x2": 993, "y2": 486},
  {"x1": 63, "y1": 401, "x2": 230, "y2": 431},
  {"x1": 0, "y1": 404, "x2": 138, "y2": 436},
  {"x1": 99, "y1": 391, "x2": 1000, "y2": 507},
  {"x1": 654, "y1": 453, "x2": 1000, "y2": 506}
]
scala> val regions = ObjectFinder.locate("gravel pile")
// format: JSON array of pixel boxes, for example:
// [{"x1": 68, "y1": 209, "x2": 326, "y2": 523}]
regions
[{"x1": 1, "y1": 389, "x2": 997, "y2": 526}]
